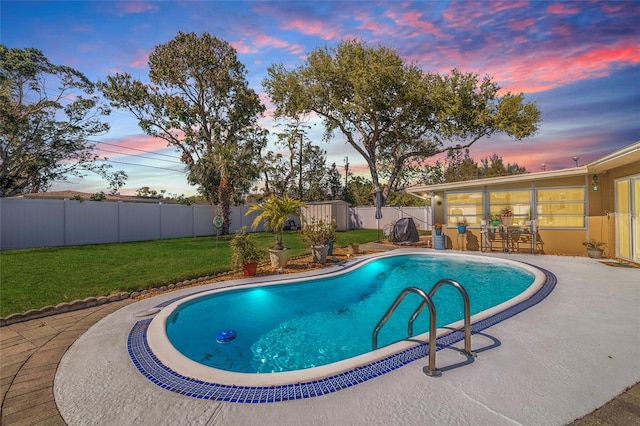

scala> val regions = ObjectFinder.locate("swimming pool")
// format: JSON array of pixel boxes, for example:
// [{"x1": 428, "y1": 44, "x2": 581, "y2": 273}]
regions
[
  {"x1": 165, "y1": 254, "x2": 533, "y2": 373},
  {"x1": 143, "y1": 250, "x2": 549, "y2": 393}
]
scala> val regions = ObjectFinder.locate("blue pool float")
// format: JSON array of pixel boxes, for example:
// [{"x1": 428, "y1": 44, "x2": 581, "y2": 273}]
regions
[{"x1": 216, "y1": 329, "x2": 237, "y2": 343}]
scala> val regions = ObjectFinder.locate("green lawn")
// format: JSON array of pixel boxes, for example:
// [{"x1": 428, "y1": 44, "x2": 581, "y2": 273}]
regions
[{"x1": 0, "y1": 229, "x2": 379, "y2": 317}]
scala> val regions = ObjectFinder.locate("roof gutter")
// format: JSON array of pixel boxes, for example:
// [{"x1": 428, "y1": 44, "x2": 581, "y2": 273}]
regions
[{"x1": 406, "y1": 167, "x2": 588, "y2": 195}]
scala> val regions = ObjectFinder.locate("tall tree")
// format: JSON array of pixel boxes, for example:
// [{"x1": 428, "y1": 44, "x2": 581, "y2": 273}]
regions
[
  {"x1": 260, "y1": 122, "x2": 307, "y2": 198},
  {"x1": 385, "y1": 191, "x2": 427, "y2": 207},
  {"x1": 344, "y1": 175, "x2": 374, "y2": 206},
  {"x1": 326, "y1": 162, "x2": 343, "y2": 200},
  {"x1": 442, "y1": 149, "x2": 480, "y2": 182},
  {"x1": 480, "y1": 154, "x2": 527, "y2": 177},
  {"x1": 259, "y1": 150, "x2": 291, "y2": 197},
  {"x1": 263, "y1": 39, "x2": 540, "y2": 204},
  {"x1": 260, "y1": 122, "x2": 330, "y2": 200},
  {"x1": 298, "y1": 144, "x2": 329, "y2": 201},
  {"x1": 99, "y1": 32, "x2": 265, "y2": 234},
  {"x1": 421, "y1": 151, "x2": 527, "y2": 185},
  {"x1": 0, "y1": 45, "x2": 125, "y2": 196}
]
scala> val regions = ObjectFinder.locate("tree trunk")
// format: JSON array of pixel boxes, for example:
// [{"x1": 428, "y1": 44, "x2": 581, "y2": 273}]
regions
[{"x1": 218, "y1": 176, "x2": 232, "y2": 235}]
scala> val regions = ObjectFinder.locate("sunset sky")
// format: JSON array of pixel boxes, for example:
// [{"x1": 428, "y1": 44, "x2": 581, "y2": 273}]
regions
[{"x1": 2, "y1": 1, "x2": 639, "y2": 197}]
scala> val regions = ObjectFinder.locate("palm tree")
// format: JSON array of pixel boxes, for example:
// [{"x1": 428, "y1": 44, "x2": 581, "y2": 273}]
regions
[{"x1": 246, "y1": 195, "x2": 305, "y2": 249}]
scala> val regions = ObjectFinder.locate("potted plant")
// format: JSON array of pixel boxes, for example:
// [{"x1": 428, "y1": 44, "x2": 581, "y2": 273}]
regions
[
  {"x1": 500, "y1": 207, "x2": 513, "y2": 226},
  {"x1": 434, "y1": 223, "x2": 443, "y2": 236},
  {"x1": 345, "y1": 240, "x2": 360, "y2": 255},
  {"x1": 491, "y1": 214, "x2": 502, "y2": 226},
  {"x1": 246, "y1": 195, "x2": 305, "y2": 268},
  {"x1": 302, "y1": 218, "x2": 330, "y2": 263},
  {"x1": 229, "y1": 226, "x2": 263, "y2": 276},
  {"x1": 583, "y1": 239, "x2": 606, "y2": 258},
  {"x1": 457, "y1": 218, "x2": 467, "y2": 234},
  {"x1": 323, "y1": 219, "x2": 337, "y2": 256}
]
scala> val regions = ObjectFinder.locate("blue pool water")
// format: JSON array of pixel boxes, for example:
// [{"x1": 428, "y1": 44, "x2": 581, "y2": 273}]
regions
[{"x1": 165, "y1": 254, "x2": 535, "y2": 374}]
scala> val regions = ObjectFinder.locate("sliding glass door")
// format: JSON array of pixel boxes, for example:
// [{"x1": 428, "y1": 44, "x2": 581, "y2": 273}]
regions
[{"x1": 615, "y1": 175, "x2": 640, "y2": 263}]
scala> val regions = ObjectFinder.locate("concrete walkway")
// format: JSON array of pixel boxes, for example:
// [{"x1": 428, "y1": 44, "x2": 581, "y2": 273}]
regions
[{"x1": 1, "y1": 252, "x2": 639, "y2": 425}]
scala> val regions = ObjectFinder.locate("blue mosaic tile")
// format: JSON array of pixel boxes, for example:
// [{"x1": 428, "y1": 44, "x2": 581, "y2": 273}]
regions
[{"x1": 127, "y1": 263, "x2": 557, "y2": 403}]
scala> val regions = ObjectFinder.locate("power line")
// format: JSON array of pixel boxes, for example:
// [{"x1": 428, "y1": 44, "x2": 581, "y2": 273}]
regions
[
  {"x1": 95, "y1": 147, "x2": 184, "y2": 165},
  {"x1": 89, "y1": 139, "x2": 181, "y2": 160},
  {"x1": 102, "y1": 159, "x2": 186, "y2": 173}
]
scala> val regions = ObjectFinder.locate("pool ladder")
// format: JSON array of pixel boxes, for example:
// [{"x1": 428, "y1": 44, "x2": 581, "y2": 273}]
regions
[{"x1": 372, "y1": 279, "x2": 477, "y2": 377}]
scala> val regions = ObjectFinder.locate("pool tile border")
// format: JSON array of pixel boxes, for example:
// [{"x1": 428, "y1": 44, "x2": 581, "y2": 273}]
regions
[{"x1": 127, "y1": 263, "x2": 556, "y2": 403}]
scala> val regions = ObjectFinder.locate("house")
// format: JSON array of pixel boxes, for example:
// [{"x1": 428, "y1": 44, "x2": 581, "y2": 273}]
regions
[{"x1": 405, "y1": 141, "x2": 640, "y2": 263}]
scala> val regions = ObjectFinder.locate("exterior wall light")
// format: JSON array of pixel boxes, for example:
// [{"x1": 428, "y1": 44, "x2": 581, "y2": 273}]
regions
[{"x1": 591, "y1": 174, "x2": 599, "y2": 191}]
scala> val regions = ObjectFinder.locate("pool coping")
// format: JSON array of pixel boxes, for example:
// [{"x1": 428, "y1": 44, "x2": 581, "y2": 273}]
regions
[{"x1": 128, "y1": 251, "x2": 556, "y2": 403}]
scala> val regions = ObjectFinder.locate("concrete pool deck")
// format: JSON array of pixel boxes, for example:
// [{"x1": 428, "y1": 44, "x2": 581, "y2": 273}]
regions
[{"x1": 2, "y1": 251, "x2": 639, "y2": 425}]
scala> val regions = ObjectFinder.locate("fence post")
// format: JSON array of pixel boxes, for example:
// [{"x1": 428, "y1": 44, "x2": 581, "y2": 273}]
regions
[
  {"x1": 117, "y1": 201, "x2": 122, "y2": 243},
  {"x1": 63, "y1": 198, "x2": 68, "y2": 247},
  {"x1": 159, "y1": 202, "x2": 162, "y2": 239}
]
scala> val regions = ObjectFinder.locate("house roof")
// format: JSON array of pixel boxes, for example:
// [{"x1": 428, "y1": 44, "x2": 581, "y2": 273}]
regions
[
  {"x1": 585, "y1": 141, "x2": 640, "y2": 173},
  {"x1": 406, "y1": 141, "x2": 640, "y2": 199},
  {"x1": 22, "y1": 191, "x2": 179, "y2": 203}
]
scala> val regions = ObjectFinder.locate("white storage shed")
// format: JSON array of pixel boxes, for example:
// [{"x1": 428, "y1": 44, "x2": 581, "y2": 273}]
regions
[{"x1": 301, "y1": 201, "x2": 350, "y2": 231}]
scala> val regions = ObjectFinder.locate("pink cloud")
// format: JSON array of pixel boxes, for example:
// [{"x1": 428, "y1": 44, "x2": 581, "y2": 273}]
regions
[
  {"x1": 599, "y1": 3, "x2": 626, "y2": 13},
  {"x1": 130, "y1": 50, "x2": 150, "y2": 68},
  {"x1": 507, "y1": 17, "x2": 537, "y2": 31},
  {"x1": 280, "y1": 19, "x2": 341, "y2": 41},
  {"x1": 552, "y1": 22, "x2": 573, "y2": 38},
  {"x1": 232, "y1": 34, "x2": 305, "y2": 57},
  {"x1": 355, "y1": 11, "x2": 395, "y2": 36},
  {"x1": 231, "y1": 39, "x2": 257, "y2": 55},
  {"x1": 254, "y1": 34, "x2": 306, "y2": 55},
  {"x1": 404, "y1": 7, "x2": 640, "y2": 95},
  {"x1": 382, "y1": 9, "x2": 442, "y2": 38},
  {"x1": 442, "y1": 1, "x2": 494, "y2": 29},
  {"x1": 546, "y1": 3, "x2": 581, "y2": 15},
  {"x1": 488, "y1": 0, "x2": 529, "y2": 13},
  {"x1": 114, "y1": 1, "x2": 159, "y2": 17},
  {"x1": 229, "y1": 39, "x2": 258, "y2": 55},
  {"x1": 497, "y1": 41, "x2": 640, "y2": 93},
  {"x1": 347, "y1": 10, "x2": 388, "y2": 38}
]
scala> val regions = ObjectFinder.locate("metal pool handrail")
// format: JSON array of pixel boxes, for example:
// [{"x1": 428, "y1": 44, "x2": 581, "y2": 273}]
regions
[
  {"x1": 372, "y1": 280, "x2": 476, "y2": 377},
  {"x1": 428, "y1": 279, "x2": 476, "y2": 357},
  {"x1": 372, "y1": 286, "x2": 441, "y2": 377}
]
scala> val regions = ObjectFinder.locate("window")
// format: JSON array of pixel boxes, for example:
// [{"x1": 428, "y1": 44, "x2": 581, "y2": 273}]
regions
[
  {"x1": 489, "y1": 191, "x2": 531, "y2": 225},
  {"x1": 445, "y1": 192, "x2": 483, "y2": 227},
  {"x1": 536, "y1": 188, "x2": 585, "y2": 228}
]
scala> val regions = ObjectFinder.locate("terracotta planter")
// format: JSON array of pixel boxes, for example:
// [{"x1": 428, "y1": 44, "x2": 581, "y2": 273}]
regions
[
  {"x1": 243, "y1": 262, "x2": 258, "y2": 277},
  {"x1": 501, "y1": 216, "x2": 512, "y2": 226}
]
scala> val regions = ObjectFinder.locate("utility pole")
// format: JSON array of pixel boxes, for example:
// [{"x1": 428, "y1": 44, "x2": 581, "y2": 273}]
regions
[
  {"x1": 344, "y1": 156, "x2": 349, "y2": 190},
  {"x1": 299, "y1": 132, "x2": 303, "y2": 200}
]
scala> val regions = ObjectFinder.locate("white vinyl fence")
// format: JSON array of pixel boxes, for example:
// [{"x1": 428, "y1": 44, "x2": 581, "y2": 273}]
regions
[
  {"x1": 0, "y1": 198, "x2": 431, "y2": 250},
  {"x1": 349, "y1": 205, "x2": 432, "y2": 232}
]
